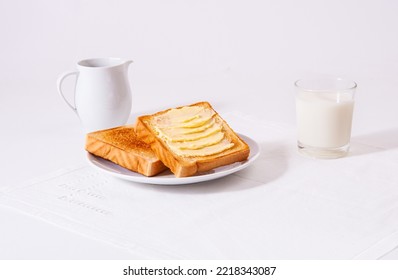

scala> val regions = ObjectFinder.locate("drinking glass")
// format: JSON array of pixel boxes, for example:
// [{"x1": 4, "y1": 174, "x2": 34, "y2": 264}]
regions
[{"x1": 295, "y1": 78, "x2": 357, "y2": 159}]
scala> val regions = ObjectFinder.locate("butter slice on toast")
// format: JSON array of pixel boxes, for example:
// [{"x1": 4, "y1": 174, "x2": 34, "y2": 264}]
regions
[{"x1": 135, "y1": 102, "x2": 250, "y2": 177}]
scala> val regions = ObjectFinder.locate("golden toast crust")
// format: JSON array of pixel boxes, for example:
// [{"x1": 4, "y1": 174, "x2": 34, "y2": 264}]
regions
[
  {"x1": 135, "y1": 102, "x2": 250, "y2": 177},
  {"x1": 85, "y1": 126, "x2": 167, "y2": 177}
]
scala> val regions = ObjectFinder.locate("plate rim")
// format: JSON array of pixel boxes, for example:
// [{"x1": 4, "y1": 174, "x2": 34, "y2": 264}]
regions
[{"x1": 86, "y1": 133, "x2": 260, "y2": 185}]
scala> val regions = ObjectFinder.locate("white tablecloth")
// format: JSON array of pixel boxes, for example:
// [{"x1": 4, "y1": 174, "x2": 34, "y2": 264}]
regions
[{"x1": 1, "y1": 112, "x2": 397, "y2": 259}]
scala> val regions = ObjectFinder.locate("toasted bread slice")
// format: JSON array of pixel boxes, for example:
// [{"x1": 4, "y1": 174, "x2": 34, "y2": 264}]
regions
[
  {"x1": 135, "y1": 102, "x2": 250, "y2": 177},
  {"x1": 85, "y1": 126, "x2": 167, "y2": 177}
]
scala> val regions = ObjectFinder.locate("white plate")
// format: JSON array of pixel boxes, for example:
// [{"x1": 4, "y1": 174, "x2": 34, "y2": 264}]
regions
[{"x1": 86, "y1": 134, "x2": 260, "y2": 185}]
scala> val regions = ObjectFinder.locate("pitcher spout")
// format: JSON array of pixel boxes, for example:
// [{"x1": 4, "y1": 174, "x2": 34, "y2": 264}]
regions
[{"x1": 124, "y1": 60, "x2": 133, "y2": 69}]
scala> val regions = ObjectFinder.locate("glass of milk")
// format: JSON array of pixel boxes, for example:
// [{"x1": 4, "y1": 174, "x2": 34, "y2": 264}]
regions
[{"x1": 295, "y1": 78, "x2": 357, "y2": 159}]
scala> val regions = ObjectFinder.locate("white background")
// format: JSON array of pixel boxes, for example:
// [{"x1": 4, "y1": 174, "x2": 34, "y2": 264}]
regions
[{"x1": 1, "y1": 0, "x2": 398, "y2": 260}]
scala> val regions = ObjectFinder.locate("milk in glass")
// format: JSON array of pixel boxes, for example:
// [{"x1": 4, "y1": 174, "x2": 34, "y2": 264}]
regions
[{"x1": 296, "y1": 91, "x2": 354, "y2": 148}]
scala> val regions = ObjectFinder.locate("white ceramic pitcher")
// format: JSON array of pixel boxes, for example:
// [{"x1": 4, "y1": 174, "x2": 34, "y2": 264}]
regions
[{"x1": 57, "y1": 57, "x2": 133, "y2": 132}]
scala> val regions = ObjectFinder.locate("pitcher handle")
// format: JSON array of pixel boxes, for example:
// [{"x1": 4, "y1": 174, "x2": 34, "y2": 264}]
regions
[{"x1": 57, "y1": 71, "x2": 78, "y2": 113}]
